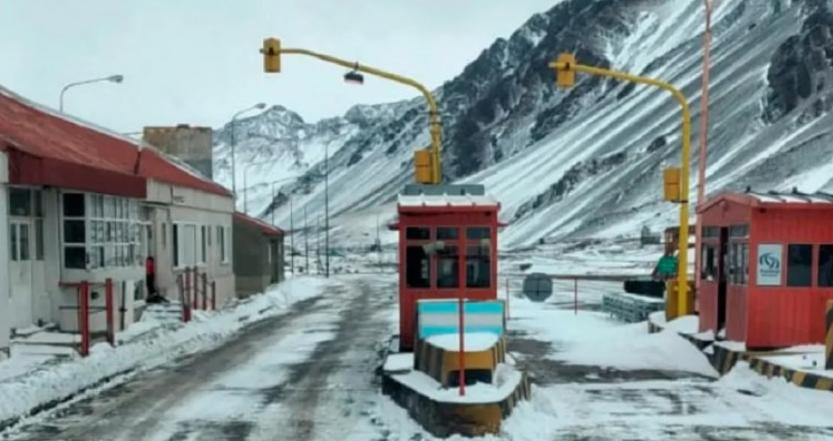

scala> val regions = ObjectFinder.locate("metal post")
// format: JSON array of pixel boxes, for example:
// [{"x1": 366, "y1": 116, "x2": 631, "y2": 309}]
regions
[
  {"x1": 211, "y1": 281, "x2": 217, "y2": 310},
  {"x1": 505, "y1": 278, "x2": 510, "y2": 320},
  {"x1": 191, "y1": 268, "x2": 199, "y2": 310},
  {"x1": 202, "y1": 273, "x2": 208, "y2": 310},
  {"x1": 574, "y1": 278, "x2": 578, "y2": 315},
  {"x1": 324, "y1": 143, "x2": 330, "y2": 278},
  {"x1": 290, "y1": 197, "x2": 295, "y2": 275},
  {"x1": 78, "y1": 282, "x2": 90, "y2": 357},
  {"x1": 105, "y1": 278, "x2": 115, "y2": 346},
  {"x1": 243, "y1": 173, "x2": 248, "y2": 214},
  {"x1": 695, "y1": 0, "x2": 714, "y2": 301},
  {"x1": 304, "y1": 207, "x2": 309, "y2": 273},
  {"x1": 376, "y1": 213, "x2": 382, "y2": 273},
  {"x1": 457, "y1": 242, "x2": 466, "y2": 396},
  {"x1": 184, "y1": 270, "x2": 192, "y2": 322},
  {"x1": 826, "y1": 300, "x2": 833, "y2": 370},
  {"x1": 231, "y1": 118, "x2": 237, "y2": 203},
  {"x1": 317, "y1": 216, "x2": 322, "y2": 275}
]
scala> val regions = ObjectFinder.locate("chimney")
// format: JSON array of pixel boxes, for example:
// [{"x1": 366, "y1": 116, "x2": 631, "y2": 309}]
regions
[{"x1": 142, "y1": 125, "x2": 214, "y2": 179}]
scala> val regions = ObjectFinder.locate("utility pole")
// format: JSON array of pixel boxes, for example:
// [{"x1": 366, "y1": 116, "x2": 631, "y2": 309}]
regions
[
  {"x1": 376, "y1": 213, "x2": 382, "y2": 273},
  {"x1": 290, "y1": 197, "x2": 295, "y2": 276},
  {"x1": 317, "y1": 216, "x2": 322, "y2": 275},
  {"x1": 324, "y1": 143, "x2": 330, "y2": 278},
  {"x1": 304, "y1": 206, "x2": 309, "y2": 274}
]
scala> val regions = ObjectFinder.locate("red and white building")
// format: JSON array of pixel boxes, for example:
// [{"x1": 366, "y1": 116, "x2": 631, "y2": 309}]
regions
[{"x1": 0, "y1": 86, "x2": 236, "y2": 354}]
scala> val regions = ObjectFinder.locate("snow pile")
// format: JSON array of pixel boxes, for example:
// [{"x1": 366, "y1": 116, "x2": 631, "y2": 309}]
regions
[
  {"x1": 390, "y1": 362, "x2": 524, "y2": 405},
  {"x1": 427, "y1": 332, "x2": 499, "y2": 352},
  {"x1": 662, "y1": 314, "x2": 699, "y2": 334},
  {"x1": 0, "y1": 276, "x2": 328, "y2": 427}
]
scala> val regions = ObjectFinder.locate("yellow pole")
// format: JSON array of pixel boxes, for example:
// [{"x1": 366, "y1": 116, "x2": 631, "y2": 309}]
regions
[
  {"x1": 279, "y1": 48, "x2": 443, "y2": 184},
  {"x1": 549, "y1": 60, "x2": 692, "y2": 317}
]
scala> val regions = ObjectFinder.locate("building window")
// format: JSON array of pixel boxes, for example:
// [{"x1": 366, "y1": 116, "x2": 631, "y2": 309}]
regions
[
  {"x1": 173, "y1": 223, "x2": 200, "y2": 268},
  {"x1": 62, "y1": 192, "x2": 140, "y2": 269},
  {"x1": 9, "y1": 188, "x2": 32, "y2": 216},
  {"x1": 729, "y1": 225, "x2": 749, "y2": 238},
  {"x1": 436, "y1": 246, "x2": 459, "y2": 288},
  {"x1": 703, "y1": 226, "x2": 720, "y2": 238},
  {"x1": 218, "y1": 225, "x2": 230, "y2": 264},
  {"x1": 9, "y1": 224, "x2": 17, "y2": 262},
  {"x1": 819, "y1": 245, "x2": 833, "y2": 287},
  {"x1": 406, "y1": 245, "x2": 430, "y2": 288},
  {"x1": 466, "y1": 243, "x2": 491, "y2": 288},
  {"x1": 35, "y1": 219, "x2": 44, "y2": 260},
  {"x1": 787, "y1": 244, "x2": 812, "y2": 287},
  {"x1": 162, "y1": 223, "x2": 167, "y2": 248},
  {"x1": 200, "y1": 225, "x2": 207, "y2": 263},
  {"x1": 406, "y1": 227, "x2": 430, "y2": 240}
]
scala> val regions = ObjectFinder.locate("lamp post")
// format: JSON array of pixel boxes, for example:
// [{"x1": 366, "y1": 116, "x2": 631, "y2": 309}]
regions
[
  {"x1": 59, "y1": 74, "x2": 124, "y2": 112},
  {"x1": 324, "y1": 143, "x2": 329, "y2": 278},
  {"x1": 270, "y1": 176, "x2": 298, "y2": 275},
  {"x1": 549, "y1": 54, "x2": 692, "y2": 318},
  {"x1": 230, "y1": 103, "x2": 267, "y2": 208},
  {"x1": 241, "y1": 162, "x2": 260, "y2": 214}
]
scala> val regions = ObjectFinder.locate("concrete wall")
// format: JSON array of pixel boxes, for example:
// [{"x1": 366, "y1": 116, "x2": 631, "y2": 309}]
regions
[
  {"x1": 0, "y1": 151, "x2": 10, "y2": 353},
  {"x1": 146, "y1": 179, "x2": 235, "y2": 306},
  {"x1": 143, "y1": 126, "x2": 213, "y2": 179}
]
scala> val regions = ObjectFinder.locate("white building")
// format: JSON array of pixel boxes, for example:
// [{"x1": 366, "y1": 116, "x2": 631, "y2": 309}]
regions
[{"x1": 0, "y1": 86, "x2": 235, "y2": 354}]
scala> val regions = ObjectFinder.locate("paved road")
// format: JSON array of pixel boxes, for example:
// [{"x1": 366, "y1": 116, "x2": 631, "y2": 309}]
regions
[{"x1": 6, "y1": 276, "x2": 397, "y2": 441}]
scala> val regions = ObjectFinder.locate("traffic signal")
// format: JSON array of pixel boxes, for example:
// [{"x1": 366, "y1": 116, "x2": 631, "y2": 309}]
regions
[
  {"x1": 414, "y1": 148, "x2": 434, "y2": 184},
  {"x1": 262, "y1": 38, "x2": 281, "y2": 73},
  {"x1": 663, "y1": 166, "x2": 682, "y2": 202},
  {"x1": 553, "y1": 53, "x2": 576, "y2": 88}
]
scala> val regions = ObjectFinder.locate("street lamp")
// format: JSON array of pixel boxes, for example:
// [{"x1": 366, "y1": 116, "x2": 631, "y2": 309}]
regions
[
  {"x1": 59, "y1": 74, "x2": 124, "y2": 112},
  {"x1": 259, "y1": 38, "x2": 448, "y2": 278},
  {"x1": 242, "y1": 162, "x2": 262, "y2": 214},
  {"x1": 230, "y1": 102, "x2": 267, "y2": 208},
  {"x1": 549, "y1": 53, "x2": 692, "y2": 318}
]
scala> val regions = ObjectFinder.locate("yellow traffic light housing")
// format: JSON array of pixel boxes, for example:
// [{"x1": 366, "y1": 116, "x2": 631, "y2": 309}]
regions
[
  {"x1": 663, "y1": 167, "x2": 682, "y2": 202},
  {"x1": 414, "y1": 148, "x2": 434, "y2": 184},
  {"x1": 262, "y1": 38, "x2": 281, "y2": 73},
  {"x1": 549, "y1": 53, "x2": 577, "y2": 88}
]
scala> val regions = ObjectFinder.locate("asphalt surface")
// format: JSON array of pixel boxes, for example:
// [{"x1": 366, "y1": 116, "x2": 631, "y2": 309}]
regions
[{"x1": 5, "y1": 276, "x2": 397, "y2": 441}]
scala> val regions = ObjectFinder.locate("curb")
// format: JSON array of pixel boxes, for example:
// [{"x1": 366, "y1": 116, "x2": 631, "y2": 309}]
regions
[
  {"x1": 648, "y1": 319, "x2": 833, "y2": 393},
  {"x1": 382, "y1": 370, "x2": 530, "y2": 438}
]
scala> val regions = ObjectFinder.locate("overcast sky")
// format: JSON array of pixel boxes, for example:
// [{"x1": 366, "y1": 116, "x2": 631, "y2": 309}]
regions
[{"x1": 0, "y1": 1, "x2": 557, "y2": 133}]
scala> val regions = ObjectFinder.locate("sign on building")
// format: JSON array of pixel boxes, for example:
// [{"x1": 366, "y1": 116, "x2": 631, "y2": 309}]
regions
[{"x1": 757, "y1": 244, "x2": 782, "y2": 286}]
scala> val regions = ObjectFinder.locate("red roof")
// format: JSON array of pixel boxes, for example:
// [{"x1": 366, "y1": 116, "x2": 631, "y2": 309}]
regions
[
  {"x1": 0, "y1": 87, "x2": 230, "y2": 198},
  {"x1": 234, "y1": 212, "x2": 284, "y2": 237},
  {"x1": 698, "y1": 190, "x2": 833, "y2": 213}
]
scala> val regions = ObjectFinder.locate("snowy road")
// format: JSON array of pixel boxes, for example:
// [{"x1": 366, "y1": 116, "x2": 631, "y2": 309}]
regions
[
  {"x1": 5, "y1": 275, "x2": 833, "y2": 441},
  {"x1": 7, "y1": 276, "x2": 397, "y2": 441}
]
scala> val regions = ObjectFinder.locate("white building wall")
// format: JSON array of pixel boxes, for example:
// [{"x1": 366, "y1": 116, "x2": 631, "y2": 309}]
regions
[
  {"x1": 146, "y1": 180, "x2": 235, "y2": 307},
  {"x1": 0, "y1": 151, "x2": 10, "y2": 354}
]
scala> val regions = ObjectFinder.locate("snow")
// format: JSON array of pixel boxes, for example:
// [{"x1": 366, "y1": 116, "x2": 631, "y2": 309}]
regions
[
  {"x1": 0, "y1": 276, "x2": 330, "y2": 426},
  {"x1": 756, "y1": 345, "x2": 833, "y2": 380},
  {"x1": 426, "y1": 332, "x2": 499, "y2": 352},
  {"x1": 663, "y1": 315, "x2": 700, "y2": 334},
  {"x1": 383, "y1": 353, "x2": 414, "y2": 373},
  {"x1": 388, "y1": 362, "x2": 523, "y2": 405}
]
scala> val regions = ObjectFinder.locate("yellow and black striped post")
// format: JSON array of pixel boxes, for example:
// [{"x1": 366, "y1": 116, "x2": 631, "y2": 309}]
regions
[{"x1": 826, "y1": 300, "x2": 833, "y2": 370}]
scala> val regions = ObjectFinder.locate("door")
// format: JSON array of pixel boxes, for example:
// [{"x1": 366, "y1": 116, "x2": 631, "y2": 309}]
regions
[
  {"x1": 9, "y1": 220, "x2": 34, "y2": 329},
  {"x1": 717, "y1": 227, "x2": 729, "y2": 331}
]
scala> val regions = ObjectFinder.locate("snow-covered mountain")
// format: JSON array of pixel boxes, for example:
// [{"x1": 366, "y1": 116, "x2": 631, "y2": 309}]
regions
[{"x1": 215, "y1": 0, "x2": 833, "y2": 249}]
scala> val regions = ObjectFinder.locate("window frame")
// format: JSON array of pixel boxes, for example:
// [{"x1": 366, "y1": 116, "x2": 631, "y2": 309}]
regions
[
  {"x1": 465, "y1": 226, "x2": 493, "y2": 289},
  {"x1": 435, "y1": 226, "x2": 460, "y2": 289},
  {"x1": 404, "y1": 225, "x2": 432, "y2": 289},
  {"x1": 786, "y1": 243, "x2": 813, "y2": 288}
]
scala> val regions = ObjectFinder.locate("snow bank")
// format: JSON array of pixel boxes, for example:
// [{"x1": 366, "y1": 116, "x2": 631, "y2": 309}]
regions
[
  {"x1": 0, "y1": 276, "x2": 328, "y2": 428},
  {"x1": 427, "y1": 332, "x2": 499, "y2": 352},
  {"x1": 556, "y1": 327, "x2": 718, "y2": 378}
]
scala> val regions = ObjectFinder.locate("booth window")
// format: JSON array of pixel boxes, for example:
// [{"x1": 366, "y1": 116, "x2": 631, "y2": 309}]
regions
[
  {"x1": 467, "y1": 227, "x2": 490, "y2": 240},
  {"x1": 702, "y1": 226, "x2": 720, "y2": 238},
  {"x1": 819, "y1": 245, "x2": 833, "y2": 287},
  {"x1": 787, "y1": 244, "x2": 812, "y2": 287},
  {"x1": 466, "y1": 243, "x2": 491, "y2": 288},
  {"x1": 406, "y1": 227, "x2": 430, "y2": 240},
  {"x1": 701, "y1": 244, "x2": 716, "y2": 281},
  {"x1": 437, "y1": 227, "x2": 458, "y2": 240},
  {"x1": 727, "y1": 242, "x2": 749, "y2": 285},
  {"x1": 406, "y1": 245, "x2": 430, "y2": 288},
  {"x1": 729, "y1": 225, "x2": 749, "y2": 238},
  {"x1": 436, "y1": 246, "x2": 459, "y2": 288}
]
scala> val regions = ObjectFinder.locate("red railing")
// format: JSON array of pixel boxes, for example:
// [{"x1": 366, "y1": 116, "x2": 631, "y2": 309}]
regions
[
  {"x1": 176, "y1": 267, "x2": 218, "y2": 323},
  {"x1": 65, "y1": 279, "x2": 116, "y2": 357}
]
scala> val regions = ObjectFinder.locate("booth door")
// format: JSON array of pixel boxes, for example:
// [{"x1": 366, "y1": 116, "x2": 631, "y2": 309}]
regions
[
  {"x1": 717, "y1": 227, "x2": 729, "y2": 330},
  {"x1": 9, "y1": 220, "x2": 34, "y2": 329}
]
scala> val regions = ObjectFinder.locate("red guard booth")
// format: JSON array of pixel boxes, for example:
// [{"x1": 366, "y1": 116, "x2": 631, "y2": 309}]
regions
[
  {"x1": 698, "y1": 190, "x2": 833, "y2": 349},
  {"x1": 394, "y1": 184, "x2": 499, "y2": 351}
]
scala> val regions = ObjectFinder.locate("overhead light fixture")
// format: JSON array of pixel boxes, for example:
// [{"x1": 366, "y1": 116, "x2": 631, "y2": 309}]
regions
[{"x1": 344, "y1": 62, "x2": 364, "y2": 85}]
